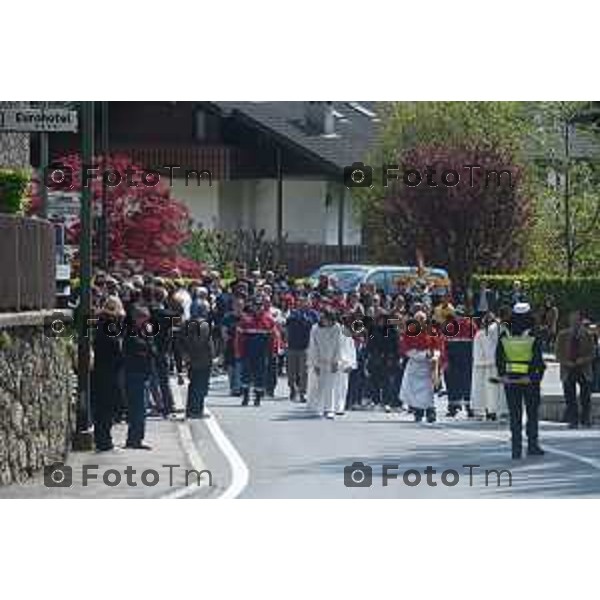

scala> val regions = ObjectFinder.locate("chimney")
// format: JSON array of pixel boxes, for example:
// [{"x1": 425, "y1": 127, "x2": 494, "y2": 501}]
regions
[{"x1": 305, "y1": 101, "x2": 335, "y2": 136}]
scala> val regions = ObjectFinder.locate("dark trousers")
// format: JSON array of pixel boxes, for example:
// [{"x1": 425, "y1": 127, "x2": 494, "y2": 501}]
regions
[
  {"x1": 241, "y1": 346, "x2": 268, "y2": 393},
  {"x1": 389, "y1": 362, "x2": 405, "y2": 407},
  {"x1": 114, "y1": 368, "x2": 128, "y2": 421},
  {"x1": 446, "y1": 342, "x2": 473, "y2": 407},
  {"x1": 265, "y1": 353, "x2": 277, "y2": 394},
  {"x1": 504, "y1": 383, "x2": 540, "y2": 453},
  {"x1": 367, "y1": 360, "x2": 396, "y2": 406},
  {"x1": 187, "y1": 367, "x2": 210, "y2": 417},
  {"x1": 593, "y1": 357, "x2": 600, "y2": 393},
  {"x1": 156, "y1": 355, "x2": 175, "y2": 414},
  {"x1": 346, "y1": 369, "x2": 365, "y2": 409},
  {"x1": 126, "y1": 371, "x2": 149, "y2": 446},
  {"x1": 346, "y1": 349, "x2": 366, "y2": 409},
  {"x1": 563, "y1": 369, "x2": 592, "y2": 426},
  {"x1": 287, "y1": 349, "x2": 308, "y2": 396},
  {"x1": 91, "y1": 369, "x2": 119, "y2": 451}
]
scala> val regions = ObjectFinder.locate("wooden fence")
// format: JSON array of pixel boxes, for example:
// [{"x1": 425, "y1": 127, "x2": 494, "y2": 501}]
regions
[{"x1": 0, "y1": 215, "x2": 55, "y2": 312}]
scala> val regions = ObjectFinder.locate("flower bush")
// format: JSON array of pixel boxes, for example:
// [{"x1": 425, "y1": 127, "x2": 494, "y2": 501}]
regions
[{"x1": 29, "y1": 154, "x2": 202, "y2": 276}]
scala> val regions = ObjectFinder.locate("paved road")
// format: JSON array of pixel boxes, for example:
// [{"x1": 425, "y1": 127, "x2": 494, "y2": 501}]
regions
[{"x1": 205, "y1": 375, "x2": 600, "y2": 499}]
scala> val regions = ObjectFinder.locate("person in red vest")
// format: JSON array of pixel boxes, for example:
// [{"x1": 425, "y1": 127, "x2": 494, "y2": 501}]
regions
[
  {"x1": 234, "y1": 295, "x2": 278, "y2": 406},
  {"x1": 399, "y1": 312, "x2": 447, "y2": 422},
  {"x1": 443, "y1": 306, "x2": 478, "y2": 417}
]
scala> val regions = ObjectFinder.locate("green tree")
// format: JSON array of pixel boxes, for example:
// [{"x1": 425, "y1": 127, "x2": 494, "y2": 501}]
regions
[
  {"x1": 359, "y1": 102, "x2": 538, "y2": 283},
  {"x1": 526, "y1": 101, "x2": 600, "y2": 278}
]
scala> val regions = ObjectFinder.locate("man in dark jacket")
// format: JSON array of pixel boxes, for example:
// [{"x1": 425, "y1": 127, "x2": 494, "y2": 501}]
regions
[
  {"x1": 180, "y1": 318, "x2": 214, "y2": 418},
  {"x1": 91, "y1": 297, "x2": 125, "y2": 452},
  {"x1": 123, "y1": 306, "x2": 156, "y2": 450},
  {"x1": 150, "y1": 287, "x2": 181, "y2": 416},
  {"x1": 496, "y1": 302, "x2": 546, "y2": 459},
  {"x1": 285, "y1": 295, "x2": 319, "y2": 402},
  {"x1": 221, "y1": 297, "x2": 245, "y2": 395},
  {"x1": 365, "y1": 311, "x2": 399, "y2": 410},
  {"x1": 555, "y1": 310, "x2": 596, "y2": 428}
]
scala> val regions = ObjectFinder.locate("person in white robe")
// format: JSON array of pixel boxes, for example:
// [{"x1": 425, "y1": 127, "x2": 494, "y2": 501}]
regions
[
  {"x1": 470, "y1": 314, "x2": 506, "y2": 419},
  {"x1": 399, "y1": 311, "x2": 439, "y2": 422},
  {"x1": 335, "y1": 331, "x2": 358, "y2": 415},
  {"x1": 307, "y1": 309, "x2": 344, "y2": 418}
]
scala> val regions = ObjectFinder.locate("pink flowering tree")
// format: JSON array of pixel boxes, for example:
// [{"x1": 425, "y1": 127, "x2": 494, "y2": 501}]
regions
[{"x1": 29, "y1": 153, "x2": 203, "y2": 276}]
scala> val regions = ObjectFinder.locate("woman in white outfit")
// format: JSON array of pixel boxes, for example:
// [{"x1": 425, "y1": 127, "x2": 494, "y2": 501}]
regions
[
  {"x1": 400, "y1": 311, "x2": 442, "y2": 423},
  {"x1": 470, "y1": 312, "x2": 506, "y2": 420},
  {"x1": 307, "y1": 309, "x2": 345, "y2": 418}
]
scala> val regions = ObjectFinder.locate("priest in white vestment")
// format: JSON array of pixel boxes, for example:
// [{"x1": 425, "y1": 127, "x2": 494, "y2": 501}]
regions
[
  {"x1": 335, "y1": 331, "x2": 358, "y2": 415},
  {"x1": 471, "y1": 316, "x2": 506, "y2": 419},
  {"x1": 307, "y1": 309, "x2": 346, "y2": 418}
]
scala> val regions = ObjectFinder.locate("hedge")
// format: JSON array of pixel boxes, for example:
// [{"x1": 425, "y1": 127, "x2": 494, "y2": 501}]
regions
[
  {"x1": 0, "y1": 168, "x2": 30, "y2": 214},
  {"x1": 472, "y1": 274, "x2": 600, "y2": 323}
]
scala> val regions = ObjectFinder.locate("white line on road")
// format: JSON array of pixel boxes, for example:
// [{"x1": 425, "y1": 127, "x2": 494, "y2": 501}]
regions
[
  {"x1": 204, "y1": 410, "x2": 250, "y2": 499},
  {"x1": 162, "y1": 375, "x2": 249, "y2": 499}
]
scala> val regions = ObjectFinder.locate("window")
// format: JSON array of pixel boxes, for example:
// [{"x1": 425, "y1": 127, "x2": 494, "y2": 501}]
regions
[{"x1": 366, "y1": 270, "x2": 387, "y2": 292}]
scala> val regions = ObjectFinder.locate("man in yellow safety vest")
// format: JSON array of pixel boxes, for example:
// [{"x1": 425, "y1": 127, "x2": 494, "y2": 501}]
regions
[{"x1": 496, "y1": 302, "x2": 546, "y2": 459}]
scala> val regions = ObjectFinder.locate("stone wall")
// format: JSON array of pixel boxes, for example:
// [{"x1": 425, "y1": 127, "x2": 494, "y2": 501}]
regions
[
  {"x1": 0, "y1": 101, "x2": 30, "y2": 168},
  {"x1": 0, "y1": 312, "x2": 75, "y2": 485}
]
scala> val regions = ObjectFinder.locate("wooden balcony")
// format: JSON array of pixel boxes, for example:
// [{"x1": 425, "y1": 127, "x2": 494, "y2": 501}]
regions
[{"x1": 107, "y1": 145, "x2": 235, "y2": 180}]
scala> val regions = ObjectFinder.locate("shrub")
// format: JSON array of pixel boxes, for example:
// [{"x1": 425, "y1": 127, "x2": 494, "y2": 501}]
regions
[
  {"x1": 472, "y1": 274, "x2": 600, "y2": 323},
  {"x1": 0, "y1": 169, "x2": 30, "y2": 214}
]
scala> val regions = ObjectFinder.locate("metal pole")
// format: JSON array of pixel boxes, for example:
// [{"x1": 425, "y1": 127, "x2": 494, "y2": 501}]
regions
[
  {"x1": 100, "y1": 101, "x2": 109, "y2": 269},
  {"x1": 74, "y1": 100, "x2": 94, "y2": 451},
  {"x1": 564, "y1": 121, "x2": 571, "y2": 279},
  {"x1": 276, "y1": 146, "x2": 283, "y2": 263},
  {"x1": 337, "y1": 184, "x2": 345, "y2": 262},
  {"x1": 39, "y1": 133, "x2": 49, "y2": 219}
]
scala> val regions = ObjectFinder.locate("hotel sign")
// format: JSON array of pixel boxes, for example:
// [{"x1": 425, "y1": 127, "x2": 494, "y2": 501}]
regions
[{"x1": 0, "y1": 107, "x2": 78, "y2": 132}]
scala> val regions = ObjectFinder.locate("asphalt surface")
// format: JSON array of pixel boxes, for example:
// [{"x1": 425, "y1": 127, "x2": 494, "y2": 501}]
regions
[
  {"x1": 1, "y1": 362, "x2": 595, "y2": 499},
  {"x1": 205, "y1": 373, "x2": 600, "y2": 499}
]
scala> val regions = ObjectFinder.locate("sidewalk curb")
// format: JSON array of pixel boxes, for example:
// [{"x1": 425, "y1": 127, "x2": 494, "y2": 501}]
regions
[
  {"x1": 161, "y1": 420, "x2": 212, "y2": 499},
  {"x1": 164, "y1": 375, "x2": 249, "y2": 499}
]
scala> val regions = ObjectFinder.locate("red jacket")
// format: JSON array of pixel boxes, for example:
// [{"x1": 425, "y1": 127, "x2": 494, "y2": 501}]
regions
[
  {"x1": 400, "y1": 329, "x2": 448, "y2": 370},
  {"x1": 234, "y1": 311, "x2": 279, "y2": 358}
]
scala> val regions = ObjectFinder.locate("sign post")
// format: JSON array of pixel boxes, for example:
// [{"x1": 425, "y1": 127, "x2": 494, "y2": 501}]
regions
[
  {"x1": 39, "y1": 130, "x2": 49, "y2": 219},
  {"x1": 73, "y1": 101, "x2": 95, "y2": 451},
  {"x1": 0, "y1": 107, "x2": 79, "y2": 132},
  {"x1": 0, "y1": 106, "x2": 78, "y2": 218}
]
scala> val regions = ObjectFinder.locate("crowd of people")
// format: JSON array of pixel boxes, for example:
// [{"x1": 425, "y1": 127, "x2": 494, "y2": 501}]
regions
[{"x1": 84, "y1": 265, "x2": 600, "y2": 458}]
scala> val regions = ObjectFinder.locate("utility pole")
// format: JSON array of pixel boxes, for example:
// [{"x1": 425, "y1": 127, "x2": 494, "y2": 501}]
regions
[
  {"x1": 564, "y1": 120, "x2": 572, "y2": 279},
  {"x1": 38, "y1": 101, "x2": 49, "y2": 219},
  {"x1": 39, "y1": 132, "x2": 49, "y2": 218},
  {"x1": 337, "y1": 183, "x2": 345, "y2": 262},
  {"x1": 276, "y1": 146, "x2": 284, "y2": 264},
  {"x1": 74, "y1": 100, "x2": 95, "y2": 451},
  {"x1": 100, "y1": 101, "x2": 109, "y2": 269}
]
